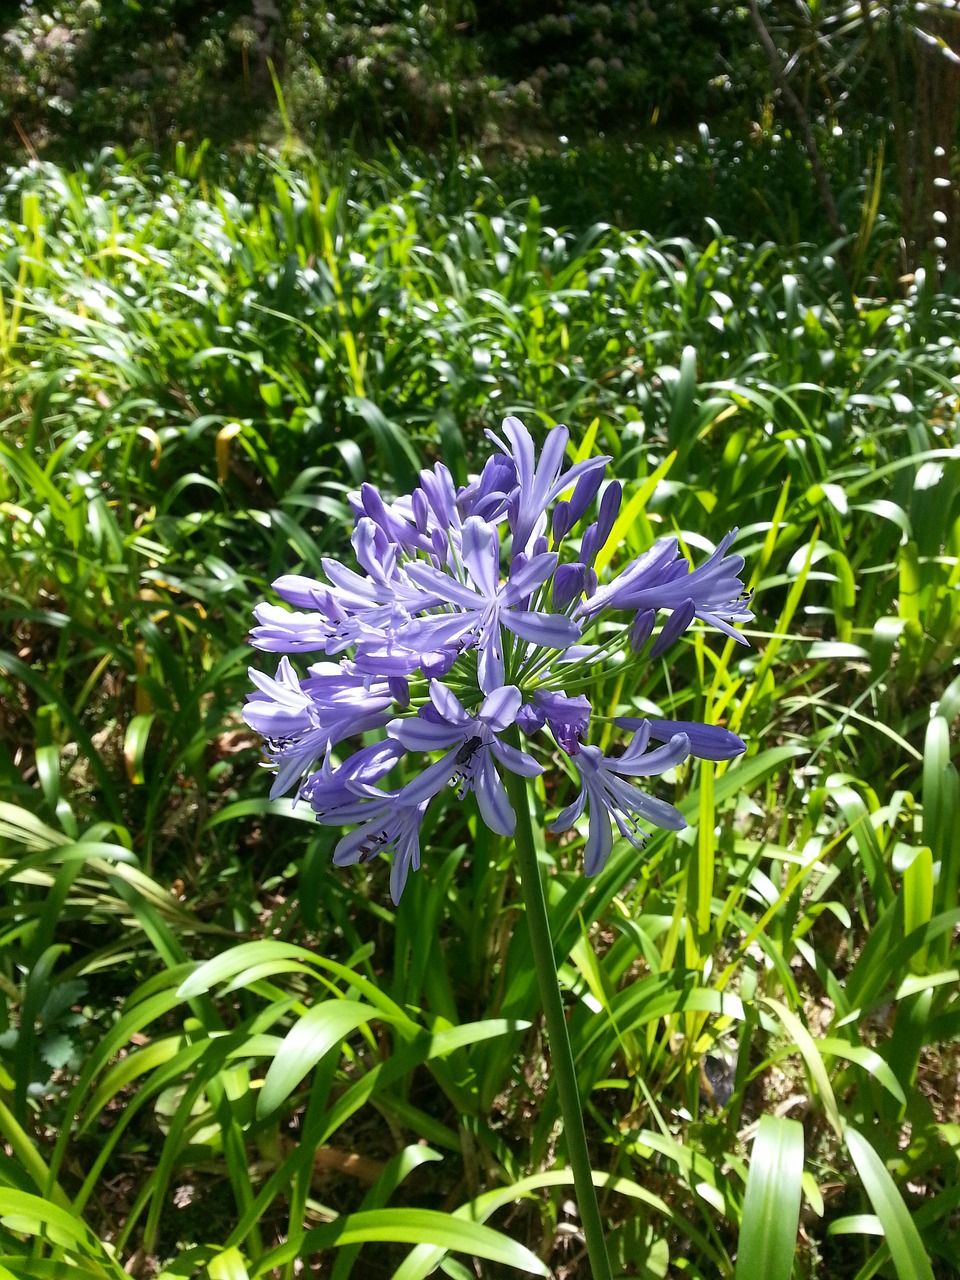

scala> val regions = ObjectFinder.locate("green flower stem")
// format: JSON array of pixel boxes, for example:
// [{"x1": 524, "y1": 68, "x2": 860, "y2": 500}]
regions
[{"x1": 503, "y1": 729, "x2": 614, "y2": 1280}]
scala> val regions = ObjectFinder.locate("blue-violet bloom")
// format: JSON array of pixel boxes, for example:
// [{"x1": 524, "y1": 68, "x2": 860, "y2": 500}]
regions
[{"x1": 242, "y1": 416, "x2": 751, "y2": 900}]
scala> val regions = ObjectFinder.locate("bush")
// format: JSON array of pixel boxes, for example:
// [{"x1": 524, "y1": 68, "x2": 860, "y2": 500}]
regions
[
  {"x1": 0, "y1": 0, "x2": 270, "y2": 157},
  {"x1": 473, "y1": 0, "x2": 755, "y2": 131}
]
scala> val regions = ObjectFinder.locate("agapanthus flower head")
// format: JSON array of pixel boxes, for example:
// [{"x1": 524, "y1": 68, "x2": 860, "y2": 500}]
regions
[{"x1": 243, "y1": 417, "x2": 751, "y2": 900}]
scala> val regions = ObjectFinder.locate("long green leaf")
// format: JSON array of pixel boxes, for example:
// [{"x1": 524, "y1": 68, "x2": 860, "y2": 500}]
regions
[
  {"x1": 844, "y1": 1127, "x2": 934, "y2": 1280},
  {"x1": 734, "y1": 1115, "x2": 804, "y2": 1280},
  {"x1": 252, "y1": 1209, "x2": 549, "y2": 1276},
  {"x1": 258, "y1": 999, "x2": 390, "y2": 1118}
]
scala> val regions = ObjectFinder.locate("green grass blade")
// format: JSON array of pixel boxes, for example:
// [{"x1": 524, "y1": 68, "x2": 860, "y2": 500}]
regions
[
  {"x1": 844, "y1": 1127, "x2": 934, "y2": 1280},
  {"x1": 734, "y1": 1115, "x2": 804, "y2": 1280},
  {"x1": 257, "y1": 1000, "x2": 393, "y2": 1118},
  {"x1": 252, "y1": 1209, "x2": 550, "y2": 1276}
]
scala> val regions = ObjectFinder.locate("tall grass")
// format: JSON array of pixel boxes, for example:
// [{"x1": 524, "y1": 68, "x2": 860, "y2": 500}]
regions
[{"x1": 1, "y1": 145, "x2": 958, "y2": 1278}]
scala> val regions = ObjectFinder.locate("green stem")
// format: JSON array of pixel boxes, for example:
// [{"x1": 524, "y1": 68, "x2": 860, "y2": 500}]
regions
[{"x1": 503, "y1": 730, "x2": 614, "y2": 1280}]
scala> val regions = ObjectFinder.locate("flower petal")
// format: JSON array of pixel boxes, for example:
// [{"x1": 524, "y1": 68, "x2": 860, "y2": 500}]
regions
[
  {"x1": 398, "y1": 747, "x2": 461, "y2": 805},
  {"x1": 474, "y1": 754, "x2": 516, "y2": 836},
  {"x1": 614, "y1": 732, "x2": 691, "y2": 777},
  {"x1": 429, "y1": 681, "x2": 470, "y2": 725},
  {"x1": 503, "y1": 550, "x2": 558, "y2": 600},
  {"x1": 649, "y1": 598, "x2": 696, "y2": 658},
  {"x1": 583, "y1": 789, "x2": 614, "y2": 876},
  {"x1": 461, "y1": 516, "x2": 500, "y2": 599},
  {"x1": 390, "y1": 806, "x2": 425, "y2": 903},
  {"x1": 404, "y1": 560, "x2": 480, "y2": 608},
  {"x1": 500, "y1": 608, "x2": 581, "y2": 648},
  {"x1": 479, "y1": 684, "x2": 522, "y2": 730},
  {"x1": 387, "y1": 714, "x2": 463, "y2": 751},
  {"x1": 603, "y1": 773, "x2": 686, "y2": 830},
  {"x1": 549, "y1": 785, "x2": 588, "y2": 832},
  {"x1": 646, "y1": 720, "x2": 746, "y2": 761},
  {"x1": 489, "y1": 737, "x2": 544, "y2": 777}
]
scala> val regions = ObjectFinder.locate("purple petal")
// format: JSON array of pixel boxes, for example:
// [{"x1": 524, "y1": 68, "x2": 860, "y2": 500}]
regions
[
  {"x1": 250, "y1": 603, "x2": 334, "y2": 653},
  {"x1": 583, "y1": 793, "x2": 614, "y2": 876},
  {"x1": 613, "y1": 732, "x2": 690, "y2": 777},
  {"x1": 596, "y1": 481, "x2": 622, "y2": 544},
  {"x1": 504, "y1": 551, "x2": 558, "y2": 601},
  {"x1": 268, "y1": 732, "x2": 328, "y2": 798},
  {"x1": 333, "y1": 819, "x2": 385, "y2": 867},
  {"x1": 500, "y1": 609, "x2": 581, "y2": 648},
  {"x1": 536, "y1": 690, "x2": 591, "y2": 754},
  {"x1": 340, "y1": 741, "x2": 403, "y2": 790},
  {"x1": 474, "y1": 754, "x2": 516, "y2": 835},
  {"x1": 389, "y1": 815, "x2": 424, "y2": 903},
  {"x1": 610, "y1": 719, "x2": 652, "y2": 753},
  {"x1": 398, "y1": 612, "x2": 476, "y2": 650},
  {"x1": 501, "y1": 416, "x2": 536, "y2": 490},
  {"x1": 461, "y1": 517, "x2": 500, "y2": 599},
  {"x1": 538, "y1": 425, "x2": 570, "y2": 493},
  {"x1": 516, "y1": 701, "x2": 546, "y2": 734},
  {"x1": 242, "y1": 697, "x2": 311, "y2": 739},
  {"x1": 398, "y1": 748, "x2": 461, "y2": 805},
  {"x1": 404, "y1": 561, "x2": 480, "y2": 609},
  {"x1": 698, "y1": 611, "x2": 753, "y2": 643},
  {"x1": 430, "y1": 681, "x2": 470, "y2": 725},
  {"x1": 567, "y1": 466, "x2": 604, "y2": 525},
  {"x1": 411, "y1": 487, "x2": 430, "y2": 533},
  {"x1": 581, "y1": 523, "x2": 600, "y2": 568},
  {"x1": 603, "y1": 773, "x2": 686, "y2": 830},
  {"x1": 629, "y1": 609, "x2": 656, "y2": 651},
  {"x1": 477, "y1": 631, "x2": 506, "y2": 695},
  {"x1": 552, "y1": 562, "x2": 586, "y2": 610},
  {"x1": 271, "y1": 575, "x2": 328, "y2": 608},
  {"x1": 478, "y1": 684, "x2": 522, "y2": 730},
  {"x1": 646, "y1": 720, "x2": 747, "y2": 761},
  {"x1": 420, "y1": 647, "x2": 462, "y2": 678},
  {"x1": 489, "y1": 737, "x2": 543, "y2": 777},
  {"x1": 552, "y1": 500, "x2": 573, "y2": 544},
  {"x1": 419, "y1": 463, "x2": 459, "y2": 529},
  {"x1": 549, "y1": 786, "x2": 587, "y2": 832},
  {"x1": 388, "y1": 676, "x2": 410, "y2": 706},
  {"x1": 649, "y1": 599, "x2": 696, "y2": 658},
  {"x1": 387, "y1": 714, "x2": 464, "y2": 751}
]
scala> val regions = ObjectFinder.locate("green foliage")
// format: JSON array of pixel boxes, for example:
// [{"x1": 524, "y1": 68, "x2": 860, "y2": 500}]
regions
[
  {"x1": 0, "y1": 0, "x2": 263, "y2": 156},
  {"x1": 1, "y1": 145, "x2": 959, "y2": 1275},
  {"x1": 749, "y1": 0, "x2": 960, "y2": 273},
  {"x1": 474, "y1": 0, "x2": 752, "y2": 130},
  {"x1": 0, "y1": 0, "x2": 519, "y2": 160},
  {"x1": 279, "y1": 0, "x2": 514, "y2": 148}
]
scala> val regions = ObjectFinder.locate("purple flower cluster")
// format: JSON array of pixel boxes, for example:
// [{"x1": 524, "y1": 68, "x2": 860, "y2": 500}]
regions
[{"x1": 243, "y1": 417, "x2": 752, "y2": 901}]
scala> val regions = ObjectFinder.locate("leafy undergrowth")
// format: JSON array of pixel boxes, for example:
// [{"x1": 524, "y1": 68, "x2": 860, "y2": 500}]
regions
[{"x1": 0, "y1": 145, "x2": 958, "y2": 1279}]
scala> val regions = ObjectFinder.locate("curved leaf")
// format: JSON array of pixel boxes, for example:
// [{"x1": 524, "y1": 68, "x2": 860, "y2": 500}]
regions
[
  {"x1": 258, "y1": 1000, "x2": 390, "y2": 1118},
  {"x1": 734, "y1": 1115, "x2": 804, "y2": 1280},
  {"x1": 845, "y1": 1126, "x2": 934, "y2": 1280}
]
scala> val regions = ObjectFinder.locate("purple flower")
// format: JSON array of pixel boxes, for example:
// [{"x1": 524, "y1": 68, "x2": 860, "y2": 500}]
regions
[
  {"x1": 402, "y1": 516, "x2": 581, "y2": 692},
  {"x1": 332, "y1": 799, "x2": 429, "y2": 904},
  {"x1": 579, "y1": 530, "x2": 753, "y2": 645},
  {"x1": 249, "y1": 517, "x2": 444, "y2": 656},
  {"x1": 242, "y1": 658, "x2": 397, "y2": 798},
  {"x1": 486, "y1": 416, "x2": 610, "y2": 555},
  {"x1": 241, "y1": 415, "x2": 753, "y2": 899},
  {"x1": 549, "y1": 724, "x2": 691, "y2": 875},
  {"x1": 616, "y1": 716, "x2": 746, "y2": 761},
  {"x1": 388, "y1": 682, "x2": 542, "y2": 836},
  {"x1": 517, "y1": 690, "x2": 591, "y2": 754},
  {"x1": 298, "y1": 743, "x2": 422, "y2": 902}
]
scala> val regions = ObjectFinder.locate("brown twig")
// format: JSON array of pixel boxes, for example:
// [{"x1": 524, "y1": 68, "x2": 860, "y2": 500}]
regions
[{"x1": 748, "y1": 0, "x2": 847, "y2": 248}]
